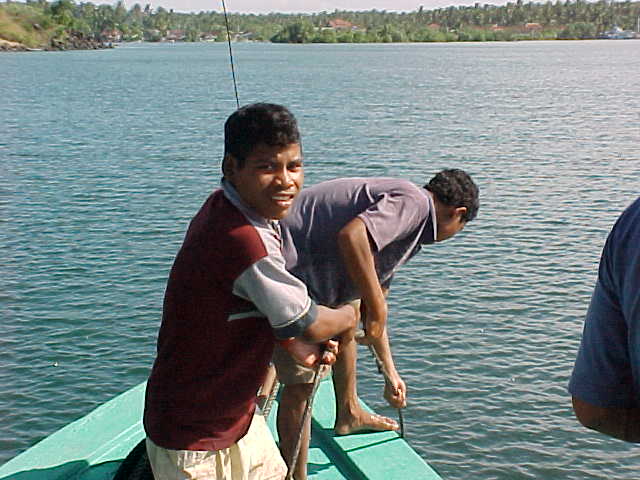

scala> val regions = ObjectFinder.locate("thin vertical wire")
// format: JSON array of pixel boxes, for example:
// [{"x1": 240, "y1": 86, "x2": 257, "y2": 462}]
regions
[{"x1": 221, "y1": 0, "x2": 240, "y2": 109}]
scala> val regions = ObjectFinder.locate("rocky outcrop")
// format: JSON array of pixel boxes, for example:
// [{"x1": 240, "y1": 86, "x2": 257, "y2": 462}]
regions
[
  {"x1": 0, "y1": 33, "x2": 112, "y2": 52},
  {"x1": 47, "y1": 32, "x2": 112, "y2": 51},
  {"x1": 0, "y1": 38, "x2": 28, "y2": 51}
]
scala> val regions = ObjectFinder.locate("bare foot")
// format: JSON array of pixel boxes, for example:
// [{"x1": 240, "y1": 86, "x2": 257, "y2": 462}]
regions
[{"x1": 334, "y1": 410, "x2": 399, "y2": 435}]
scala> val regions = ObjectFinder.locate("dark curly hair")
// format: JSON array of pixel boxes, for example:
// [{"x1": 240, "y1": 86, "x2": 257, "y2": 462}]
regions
[
  {"x1": 425, "y1": 169, "x2": 479, "y2": 222},
  {"x1": 223, "y1": 103, "x2": 301, "y2": 172}
]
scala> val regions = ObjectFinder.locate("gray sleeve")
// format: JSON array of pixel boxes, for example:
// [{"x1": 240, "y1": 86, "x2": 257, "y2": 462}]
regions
[
  {"x1": 358, "y1": 183, "x2": 428, "y2": 252},
  {"x1": 233, "y1": 254, "x2": 318, "y2": 339}
]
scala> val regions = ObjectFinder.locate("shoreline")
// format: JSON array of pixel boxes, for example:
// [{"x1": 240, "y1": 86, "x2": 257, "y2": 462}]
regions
[
  {"x1": 0, "y1": 35, "x2": 112, "y2": 52},
  {"x1": 2, "y1": 36, "x2": 638, "y2": 52}
]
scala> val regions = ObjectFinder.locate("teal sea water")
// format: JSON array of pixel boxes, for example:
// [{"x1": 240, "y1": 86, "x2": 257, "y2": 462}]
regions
[{"x1": 2, "y1": 40, "x2": 639, "y2": 479}]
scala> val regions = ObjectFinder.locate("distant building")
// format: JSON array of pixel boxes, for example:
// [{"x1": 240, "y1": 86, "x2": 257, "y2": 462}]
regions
[
  {"x1": 101, "y1": 29, "x2": 122, "y2": 42},
  {"x1": 327, "y1": 19, "x2": 359, "y2": 31},
  {"x1": 144, "y1": 29, "x2": 162, "y2": 42},
  {"x1": 201, "y1": 32, "x2": 219, "y2": 41},
  {"x1": 166, "y1": 30, "x2": 186, "y2": 41},
  {"x1": 524, "y1": 22, "x2": 542, "y2": 31}
]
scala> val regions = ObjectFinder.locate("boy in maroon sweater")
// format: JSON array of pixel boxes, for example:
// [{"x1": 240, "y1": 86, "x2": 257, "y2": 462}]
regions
[{"x1": 143, "y1": 103, "x2": 357, "y2": 479}]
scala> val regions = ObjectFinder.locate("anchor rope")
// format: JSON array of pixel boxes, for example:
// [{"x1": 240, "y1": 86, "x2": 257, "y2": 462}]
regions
[
  {"x1": 285, "y1": 364, "x2": 327, "y2": 480},
  {"x1": 261, "y1": 377, "x2": 281, "y2": 418},
  {"x1": 218, "y1": 5, "x2": 315, "y2": 473}
]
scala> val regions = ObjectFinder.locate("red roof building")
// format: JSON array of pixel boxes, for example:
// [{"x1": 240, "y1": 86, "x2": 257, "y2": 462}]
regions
[{"x1": 327, "y1": 19, "x2": 358, "y2": 30}]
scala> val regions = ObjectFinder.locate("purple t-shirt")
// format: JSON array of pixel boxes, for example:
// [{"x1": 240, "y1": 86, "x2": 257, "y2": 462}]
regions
[
  {"x1": 281, "y1": 177, "x2": 436, "y2": 307},
  {"x1": 569, "y1": 196, "x2": 640, "y2": 408}
]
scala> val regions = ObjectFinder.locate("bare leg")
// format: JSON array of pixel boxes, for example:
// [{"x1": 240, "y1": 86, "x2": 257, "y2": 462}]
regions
[
  {"x1": 333, "y1": 335, "x2": 398, "y2": 435},
  {"x1": 277, "y1": 383, "x2": 313, "y2": 480}
]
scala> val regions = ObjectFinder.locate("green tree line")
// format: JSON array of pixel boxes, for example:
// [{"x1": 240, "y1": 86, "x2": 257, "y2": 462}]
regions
[{"x1": 2, "y1": 0, "x2": 639, "y2": 48}]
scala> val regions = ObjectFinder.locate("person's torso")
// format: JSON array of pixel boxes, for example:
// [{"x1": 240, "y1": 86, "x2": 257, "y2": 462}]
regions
[
  {"x1": 144, "y1": 190, "x2": 278, "y2": 451},
  {"x1": 281, "y1": 177, "x2": 434, "y2": 306}
]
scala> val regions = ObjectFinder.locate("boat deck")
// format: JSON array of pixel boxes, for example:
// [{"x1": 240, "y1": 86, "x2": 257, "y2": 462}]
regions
[{"x1": 0, "y1": 380, "x2": 441, "y2": 479}]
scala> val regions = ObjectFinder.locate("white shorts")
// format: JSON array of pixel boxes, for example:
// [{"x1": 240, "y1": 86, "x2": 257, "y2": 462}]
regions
[{"x1": 146, "y1": 413, "x2": 287, "y2": 480}]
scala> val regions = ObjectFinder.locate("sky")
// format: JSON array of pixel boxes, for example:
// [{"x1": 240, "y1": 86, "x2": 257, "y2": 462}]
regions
[{"x1": 136, "y1": 0, "x2": 504, "y2": 14}]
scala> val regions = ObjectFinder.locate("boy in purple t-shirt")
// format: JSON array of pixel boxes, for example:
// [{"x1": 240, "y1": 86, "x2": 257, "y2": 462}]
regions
[{"x1": 275, "y1": 170, "x2": 480, "y2": 479}]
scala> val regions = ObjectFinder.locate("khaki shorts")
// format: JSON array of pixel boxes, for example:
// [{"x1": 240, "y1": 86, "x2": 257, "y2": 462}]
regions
[
  {"x1": 272, "y1": 343, "x2": 332, "y2": 385},
  {"x1": 146, "y1": 413, "x2": 287, "y2": 480},
  {"x1": 272, "y1": 300, "x2": 360, "y2": 385}
]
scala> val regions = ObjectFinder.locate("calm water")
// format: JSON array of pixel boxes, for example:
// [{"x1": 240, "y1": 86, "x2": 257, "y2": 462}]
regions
[{"x1": 2, "y1": 40, "x2": 640, "y2": 479}]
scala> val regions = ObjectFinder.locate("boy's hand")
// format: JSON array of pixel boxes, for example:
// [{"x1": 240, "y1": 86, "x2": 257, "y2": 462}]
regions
[
  {"x1": 320, "y1": 339, "x2": 339, "y2": 365},
  {"x1": 279, "y1": 338, "x2": 339, "y2": 368},
  {"x1": 384, "y1": 373, "x2": 407, "y2": 409},
  {"x1": 354, "y1": 328, "x2": 406, "y2": 408}
]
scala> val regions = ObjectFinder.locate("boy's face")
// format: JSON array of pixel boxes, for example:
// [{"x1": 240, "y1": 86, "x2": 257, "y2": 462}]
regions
[
  {"x1": 226, "y1": 142, "x2": 304, "y2": 220},
  {"x1": 436, "y1": 215, "x2": 465, "y2": 242},
  {"x1": 435, "y1": 206, "x2": 467, "y2": 242}
]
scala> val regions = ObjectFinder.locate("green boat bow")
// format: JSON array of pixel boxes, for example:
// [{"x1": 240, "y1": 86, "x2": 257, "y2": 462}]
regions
[{"x1": 0, "y1": 379, "x2": 442, "y2": 479}]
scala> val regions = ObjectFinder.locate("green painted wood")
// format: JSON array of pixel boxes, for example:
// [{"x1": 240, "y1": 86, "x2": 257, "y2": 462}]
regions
[
  {"x1": 0, "y1": 383, "x2": 146, "y2": 480},
  {"x1": 1, "y1": 379, "x2": 442, "y2": 480},
  {"x1": 266, "y1": 386, "x2": 350, "y2": 480},
  {"x1": 308, "y1": 379, "x2": 442, "y2": 479}
]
